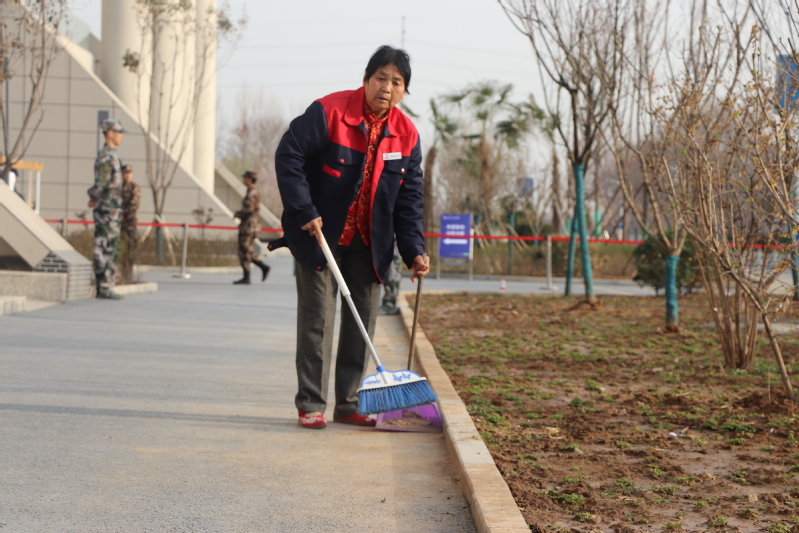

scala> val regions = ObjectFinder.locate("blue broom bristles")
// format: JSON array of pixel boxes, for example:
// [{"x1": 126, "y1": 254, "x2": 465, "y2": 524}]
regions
[{"x1": 358, "y1": 380, "x2": 438, "y2": 415}]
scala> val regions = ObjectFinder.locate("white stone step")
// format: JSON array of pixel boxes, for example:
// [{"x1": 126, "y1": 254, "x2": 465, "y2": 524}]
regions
[{"x1": 0, "y1": 295, "x2": 27, "y2": 316}]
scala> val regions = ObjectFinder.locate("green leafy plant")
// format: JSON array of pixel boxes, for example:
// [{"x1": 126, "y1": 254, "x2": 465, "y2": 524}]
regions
[
  {"x1": 708, "y1": 516, "x2": 728, "y2": 528},
  {"x1": 632, "y1": 233, "x2": 698, "y2": 295},
  {"x1": 661, "y1": 523, "x2": 684, "y2": 531},
  {"x1": 652, "y1": 486, "x2": 679, "y2": 495},
  {"x1": 769, "y1": 524, "x2": 789, "y2": 533}
]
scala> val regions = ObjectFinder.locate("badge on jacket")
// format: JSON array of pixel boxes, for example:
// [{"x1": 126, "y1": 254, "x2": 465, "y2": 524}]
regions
[{"x1": 382, "y1": 152, "x2": 402, "y2": 161}]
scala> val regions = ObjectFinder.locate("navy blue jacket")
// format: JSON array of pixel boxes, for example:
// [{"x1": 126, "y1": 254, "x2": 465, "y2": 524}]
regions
[{"x1": 270, "y1": 87, "x2": 425, "y2": 282}]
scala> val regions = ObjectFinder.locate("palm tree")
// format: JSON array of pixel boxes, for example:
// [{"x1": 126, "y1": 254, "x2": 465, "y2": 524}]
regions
[{"x1": 401, "y1": 100, "x2": 458, "y2": 252}]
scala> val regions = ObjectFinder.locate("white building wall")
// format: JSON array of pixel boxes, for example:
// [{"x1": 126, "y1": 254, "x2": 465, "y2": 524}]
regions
[{"x1": 6, "y1": 34, "x2": 234, "y2": 226}]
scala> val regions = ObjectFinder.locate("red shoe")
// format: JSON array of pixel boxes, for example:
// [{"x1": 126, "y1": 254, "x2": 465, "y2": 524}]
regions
[
  {"x1": 333, "y1": 412, "x2": 377, "y2": 426},
  {"x1": 298, "y1": 410, "x2": 327, "y2": 429}
]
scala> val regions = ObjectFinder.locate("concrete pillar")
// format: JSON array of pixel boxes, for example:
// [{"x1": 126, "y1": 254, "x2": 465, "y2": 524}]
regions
[
  {"x1": 193, "y1": 0, "x2": 216, "y2": 192},
  {"x1": 101, "y1": 0, "x2": 148, "y2": 123},
  {"x1": 149, "y1": 0, "x2": 194, "y2": 172}
]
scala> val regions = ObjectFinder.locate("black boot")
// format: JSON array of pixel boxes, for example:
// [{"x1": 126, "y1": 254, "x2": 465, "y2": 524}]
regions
[
  {"x1": 253, "y1": 260, "x2": 271, "y2": 282},
  {"x1": 233, "y1": 270, "x2": 251, "y2": 285}
]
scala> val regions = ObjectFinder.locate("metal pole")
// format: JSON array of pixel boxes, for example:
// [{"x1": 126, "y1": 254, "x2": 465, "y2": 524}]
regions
[
  {"x1": 61, "y1": 218, "x2": 67, "y2": 236},
  {"x1": 546, "y1": 235, "x2": 554, "y2": 290},
  {"x1": 34, "y1": 170, "x2": 41, "y2": 214},
  {"x1": 469, "y1": 228, "x2": 474, "y2": 282},
  {"x1": 174, "y1": 223, "x2": 191, "y2": 279},
  {"x1": 436, "y1": 236, "x2": 441, "y2": 280}
]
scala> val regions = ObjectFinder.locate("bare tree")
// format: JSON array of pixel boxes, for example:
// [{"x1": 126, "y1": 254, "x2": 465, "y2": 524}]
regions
[
  {"x1": 0, "y1": 0, "x2": 67, "y2": 183},
  {"x1": 124, "y1": 0, "x2": 244, "y2": 238},
  {"x1": 498, "y1": 0, "x2": 627, "y2": 304},
  {"x1": 647, "y1": 0, "x2": 799, "y2": 400},
  {"x1": 219, "y1": 88, "x2": 288, "y2": 218}
]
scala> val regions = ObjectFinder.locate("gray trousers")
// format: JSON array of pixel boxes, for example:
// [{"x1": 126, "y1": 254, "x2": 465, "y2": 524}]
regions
[{"x1": 294, "y1": 234, "x2": 381, "y2": 416}]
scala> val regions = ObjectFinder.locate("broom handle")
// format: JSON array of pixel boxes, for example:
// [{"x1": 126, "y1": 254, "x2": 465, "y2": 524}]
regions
[
  {"x1": 318, "y1": 235, "x2": 386, "y2": 374},
  {"x1": 407, "y1": 254, "x2": 425, "y2": 370}
]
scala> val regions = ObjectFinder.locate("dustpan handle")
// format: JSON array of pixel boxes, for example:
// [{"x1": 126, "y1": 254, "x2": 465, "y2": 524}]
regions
[{"x1": 318, "y1": 235, "x2": 386, "y2": 373}]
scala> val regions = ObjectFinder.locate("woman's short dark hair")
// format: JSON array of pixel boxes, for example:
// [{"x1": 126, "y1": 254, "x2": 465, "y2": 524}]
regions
[{"x1": 363, "y1": 45, "x2": 411, "y2": 93}]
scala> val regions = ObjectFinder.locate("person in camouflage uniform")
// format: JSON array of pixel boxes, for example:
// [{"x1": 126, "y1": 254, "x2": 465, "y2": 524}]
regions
[
  {"x1": 233, "y1": 170, "x2": 271, "y2": 285},
  {"x1": 88, "y1": 119, "x2": 126, "y2": 300},
  {"x1": 379, "y1": 241, "x2": 402, "y2": 315},
  {"x1": 120, "y1": 164, "x2": 140, "y2": 284}
]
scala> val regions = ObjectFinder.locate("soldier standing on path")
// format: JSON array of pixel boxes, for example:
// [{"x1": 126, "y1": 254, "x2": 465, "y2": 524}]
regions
[
  {"x1": 379, "y1": 242, "x2": 402, "y2": 315},
  {"x1": 233, "y1": 170, "x2": 271, "y2": 285},
  {"x1": 88, "y1": 119, "x2": 126, "y2": 300},
  {"x1": 120, "y1": 164, "x2": 140, "y2": 285}
]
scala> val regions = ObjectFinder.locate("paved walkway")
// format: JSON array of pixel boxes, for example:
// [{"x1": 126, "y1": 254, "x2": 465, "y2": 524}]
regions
[{"x1": 0, "y1": 256, "x2": 475, "y2": 532}]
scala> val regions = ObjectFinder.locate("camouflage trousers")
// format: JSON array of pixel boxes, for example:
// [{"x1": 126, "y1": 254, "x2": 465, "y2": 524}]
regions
[
  {"x1": 238, "y1": 228, "x2": 258, "y2": 271},
  {"x1": 381, "y1": 244, "x2": 402, "y2": 310},
  {"x1": 119, "y1": 223, "x2": 138, "y2": 284},
  {"x1": 93, "y1": 208, "x2": 121, "y2": 293}
]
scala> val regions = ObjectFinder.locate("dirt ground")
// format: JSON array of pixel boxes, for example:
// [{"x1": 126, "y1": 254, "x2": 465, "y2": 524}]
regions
[{"x1": 417, "y1": 293, "x2": 799, "y2": 532}]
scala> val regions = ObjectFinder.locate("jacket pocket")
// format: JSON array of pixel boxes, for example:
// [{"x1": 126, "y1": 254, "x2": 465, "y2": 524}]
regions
[{"x1": 322, "y1": 164, "x2": 341, "y2": 178}]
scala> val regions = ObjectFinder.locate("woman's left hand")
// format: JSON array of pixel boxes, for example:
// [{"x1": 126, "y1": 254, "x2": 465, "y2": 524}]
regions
[{"x1": 410, "y1": 254, "x2": 430, "y2": 282}]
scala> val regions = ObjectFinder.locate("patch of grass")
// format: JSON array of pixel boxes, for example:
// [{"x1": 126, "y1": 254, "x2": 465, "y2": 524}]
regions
[
  {"x1": 721, "y1": 420, "x2": 756, "y2": 433},
  {"x1": 544, "y1": 490, "x2": 586, "y2": 508},
  {"x1": 673, "y1": 476, "x2": 698, "y2": 486},
  {"x1": 602, "y1": 477, "x2": 642, "y2": 496},
  {"x1": 585, "y1": 379, "x2": 602, "y2": 391},
  {"x1": 662, "y1": 523, "x2": 683, "y2": 531},
  {"x1": 761, "y1": 445, "x2": 774, "y2": 451},
  {"x1": 549, "y1": 413, "x2": 564, "y2": 420},
  {"x1": 731, "y1": 471, "x2": 749, "y2": 485},
  {"x1": 559, "y1": 443, "x2": 583, "y2": 453},
  {"x1": 516, "y1": 453, "x2": 541, "y2": 461},
  {"x1": 727, "y1": 438, "x2": 747, "y2": 445},
  {"x1": 560, "y1": 473, "x2": 586, "y2": 484},
  {"x1": 616, "y1": 441, "x2": 630, "y2": 449},
  {"x1": 708, "y1": 516, "x2": 728, "y2": 528},
  {"x1": 568, "y1": 397, "x2": 586, "y2": 408},
  {"x1": 737, "y1": 508, "x2": 758, "y2": 519},
  {"x1": 479, "y1": 431, "x2": 494, "y2": 443},
  {"x1": 652, "y1": 486, "x2": 679, "y2": 495},
  {"x1": 574, "y1": 512, "x2": 596, "y2": 522},
  {"x1": 769, "y1": 525, "x2": 789, "y2": 533},
  {"x1": 485, "y1": 413, "x2": 508, "y2": 426},
  {"x1": 694, "y1": 501, "x2": 709, "y2": 510}
]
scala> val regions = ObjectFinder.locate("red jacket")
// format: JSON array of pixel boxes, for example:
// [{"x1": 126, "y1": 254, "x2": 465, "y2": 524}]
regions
[{"x1": 270, "y1": 87, "x2": 425, "y2": 281}]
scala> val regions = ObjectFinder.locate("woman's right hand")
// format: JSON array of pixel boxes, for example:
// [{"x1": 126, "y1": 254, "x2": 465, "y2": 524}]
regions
[{"x1": 301, "y1": 217, "x2": 324, "y2": 245}]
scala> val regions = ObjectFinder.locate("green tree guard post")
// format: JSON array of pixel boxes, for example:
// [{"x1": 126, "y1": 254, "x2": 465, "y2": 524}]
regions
[
  {"x1": 574, "y1": 164, "x2": 596, "y2": 301},
  {"x1": 665, "y1": 255, "x2": 679, "y2": 330},
  {"x1": 565, "y1": 211, "x2": 577, "y2": 296}
]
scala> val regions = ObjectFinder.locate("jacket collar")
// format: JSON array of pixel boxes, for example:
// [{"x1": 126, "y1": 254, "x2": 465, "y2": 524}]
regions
[{"x1": 344, "y1": 86, "x2": 409, "y2": 138}]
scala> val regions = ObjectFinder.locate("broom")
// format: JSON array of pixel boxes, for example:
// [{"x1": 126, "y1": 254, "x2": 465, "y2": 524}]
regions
[{"x1": 317, "y1": 235, "x2": 438, "y2": 415}]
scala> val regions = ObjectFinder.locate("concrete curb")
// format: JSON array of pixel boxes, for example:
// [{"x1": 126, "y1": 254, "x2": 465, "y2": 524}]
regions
[
  {"x1": 0, "y1": 296, "x2": 26, "y2": 316},
  {"x1": 112, "y1": 282, "x2": 158, "y2": 295},
  {"x1": 396, "y1": 292, "x2": 529, "y2": 533}
]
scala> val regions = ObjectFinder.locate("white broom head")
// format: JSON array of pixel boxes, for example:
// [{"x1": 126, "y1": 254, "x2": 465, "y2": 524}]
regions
[{"x1": 357, "y1": 369, "x2": 428, "y2": 392}]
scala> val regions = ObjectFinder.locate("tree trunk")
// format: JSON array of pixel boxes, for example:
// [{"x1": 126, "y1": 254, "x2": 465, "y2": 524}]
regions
[
  {"x1": 665, "y1": 255, "x2": 679, "y2": 332},
  {"x1": 574, "y1": 163, "x2": 596, "y2": 302},
  {"x1": 423, "y1": 146, "x2": 437, "y2": 255},
  {"x1": 565, "y1": 208, "x2": 577, "y2": 297},
  {"x1": 551, "y1": 146, "x2": 561, "y2": 232}
]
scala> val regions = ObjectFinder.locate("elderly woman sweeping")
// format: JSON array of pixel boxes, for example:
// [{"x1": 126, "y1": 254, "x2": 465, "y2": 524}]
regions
[{"x1": 270, "y1": 45, "x2": 430, "y2": 429}]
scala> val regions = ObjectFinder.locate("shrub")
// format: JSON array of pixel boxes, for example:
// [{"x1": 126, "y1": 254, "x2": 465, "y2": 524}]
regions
[{"x1": 632, "y1": 232, "x2": 699, "y2": 295}]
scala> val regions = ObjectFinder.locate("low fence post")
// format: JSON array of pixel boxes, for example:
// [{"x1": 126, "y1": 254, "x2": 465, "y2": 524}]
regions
[
  {"x1": 174, "y1": 223, "x2": 191, "y2": 279},
  {"x1": 61, "y1": 218, "x2": 67, "y2": 236},
  {"x1": 543, "y1": 235, "x2": 557, "y2": 291}
]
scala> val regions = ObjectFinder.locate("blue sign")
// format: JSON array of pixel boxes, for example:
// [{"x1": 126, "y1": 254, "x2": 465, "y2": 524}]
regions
[
  {"x1": 778, "y1": 55, "x2": 799, "y2": 110},
  {"x1": 439, "y1": 214, "x2": 472, "y2": 259}
]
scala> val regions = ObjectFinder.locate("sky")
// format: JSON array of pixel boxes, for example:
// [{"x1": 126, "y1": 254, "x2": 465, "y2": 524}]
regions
[{"x1": 68, "y1": 0, "x2": 543, "y2": 143}]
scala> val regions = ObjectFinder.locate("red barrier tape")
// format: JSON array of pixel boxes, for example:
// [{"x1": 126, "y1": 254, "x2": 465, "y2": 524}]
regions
[{"x1": 47, "y1": 219, "x2": 648, "y2": 245}]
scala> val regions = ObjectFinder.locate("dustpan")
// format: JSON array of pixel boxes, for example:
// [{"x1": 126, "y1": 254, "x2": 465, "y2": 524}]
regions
[
  {"x1": 375, "y1": 260, "x2": 442, "y2": 432},
  {"x1": 376, "y1": 403, "x2": 442, "y2": 432}
]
